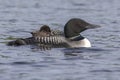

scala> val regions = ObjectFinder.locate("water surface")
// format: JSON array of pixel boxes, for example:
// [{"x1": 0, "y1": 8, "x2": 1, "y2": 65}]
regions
[{"x1": 0, "y1": 0, "x2": 120, "y2": 80}]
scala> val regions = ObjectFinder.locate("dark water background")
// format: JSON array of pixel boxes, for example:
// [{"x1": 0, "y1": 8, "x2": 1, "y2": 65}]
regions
[{"x1": 0, "y1": 0, "x2": 120, "y2": 80}]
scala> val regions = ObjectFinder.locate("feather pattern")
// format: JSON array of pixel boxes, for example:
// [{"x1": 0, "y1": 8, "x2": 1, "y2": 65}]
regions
[{"x1": 33, "y1": 35, "x2": 66, "y2": 45}]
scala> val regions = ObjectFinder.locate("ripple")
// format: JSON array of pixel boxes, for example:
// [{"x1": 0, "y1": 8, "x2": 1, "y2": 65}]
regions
[
  {"x1": 9, "y1": 19, "x2": 18, "y2": 23},
  {"x1": 63, "y1": 47, "x2": 108, "y2": 54},
  {"x1": 90, "y1": 69, "x2": 113, "y2": 72},
  {"x1": 90, "y1": 69, "x2": 120, "y2": 73},
  {"x1": 11, "y1": 61, "x2": 35, "y2": 65},
  {"x1": 31, "y1": 64, "x2": 49, "y2": 68}
]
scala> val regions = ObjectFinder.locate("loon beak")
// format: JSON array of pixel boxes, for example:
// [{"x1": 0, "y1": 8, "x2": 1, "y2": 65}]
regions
[{"x1": 86, "y1": 24, "x2": 101, "y2": 29}]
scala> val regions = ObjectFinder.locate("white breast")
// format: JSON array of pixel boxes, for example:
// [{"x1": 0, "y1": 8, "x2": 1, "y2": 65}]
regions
[{"x1": 67, "y1": 38, "x2": 91, "y2": 48}]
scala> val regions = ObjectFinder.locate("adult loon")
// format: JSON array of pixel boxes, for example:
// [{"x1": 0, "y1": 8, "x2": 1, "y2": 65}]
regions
[{"x1": 7, "y1": 18, "x2": 100, "y2": 48}]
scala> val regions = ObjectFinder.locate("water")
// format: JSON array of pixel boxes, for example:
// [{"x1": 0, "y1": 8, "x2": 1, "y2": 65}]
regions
[{"x1": 0, "y1": 0, "x2": 120, "y2": 80}]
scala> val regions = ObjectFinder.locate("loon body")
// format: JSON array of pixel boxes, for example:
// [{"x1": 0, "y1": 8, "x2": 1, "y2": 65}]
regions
[{"x1": 7, "y1": 18, "x2": 100, "y2": 48}]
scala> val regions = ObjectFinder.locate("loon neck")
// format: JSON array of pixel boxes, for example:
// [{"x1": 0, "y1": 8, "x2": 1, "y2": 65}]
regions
[
  {"x1": 66, "y1": 35, "x2": 91, "y2": 47},
  {"x1": 67, "y1": 37, "x2": 91, "y2": 47},
  {"x1": 68, "y1": 35, "x2": 84, "y2": 41}
]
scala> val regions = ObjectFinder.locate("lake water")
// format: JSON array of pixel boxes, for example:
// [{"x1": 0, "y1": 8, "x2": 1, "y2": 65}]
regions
[{"x1": 0, "y1": 0, "x2": 120, "y2": 80}]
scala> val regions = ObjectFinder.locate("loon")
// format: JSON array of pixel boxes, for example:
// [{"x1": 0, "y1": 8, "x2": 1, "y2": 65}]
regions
[{"x1": 7, "y1": 18, "x2": 100, "y2": 48}]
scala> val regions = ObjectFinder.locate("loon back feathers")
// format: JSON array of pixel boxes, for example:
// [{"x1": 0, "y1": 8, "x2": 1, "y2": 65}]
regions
[
  {"x1": 7, "y1": 25, "x2": 66, "y2": 46},
  {"x1": 7, "y1": 37, "x2": 35, "y2": 46},
  {"x1": 31, "y1": 25, "x2": 66, "y2": 45}
]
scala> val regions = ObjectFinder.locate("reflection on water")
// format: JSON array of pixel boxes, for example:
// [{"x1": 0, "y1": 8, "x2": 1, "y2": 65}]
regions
[{"x1": 0, "y1": 0, "x2": 120, "y2": 80}]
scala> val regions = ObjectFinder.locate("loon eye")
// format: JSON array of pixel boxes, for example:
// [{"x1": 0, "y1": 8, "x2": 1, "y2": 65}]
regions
[{"x1": 31, "y1": 32, "x2": 33, "y2": 34}]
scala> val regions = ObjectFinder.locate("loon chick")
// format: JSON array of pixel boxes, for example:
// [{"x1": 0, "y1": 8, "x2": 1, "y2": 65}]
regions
[
  {"x1": 7, "y1": 18, "x2": 100, "y2": 48},
  {"x1": 31, "y1": 25, "x2": 51, "y2": 37}
]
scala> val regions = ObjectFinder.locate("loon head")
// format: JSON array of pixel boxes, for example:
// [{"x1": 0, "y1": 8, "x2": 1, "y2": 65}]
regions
[
  {"x1": 39, "y1": 25, "x2": 51, "y2": 32},
  {"x1": 64, "y1": 18, "x2": 101, "y2": 38},
  {"x1": 64, "y1": 18, "x2": 101, "y2": 47},
  {"x1": 31, "y1": 25, "x2": 51, "y2": 37}
]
